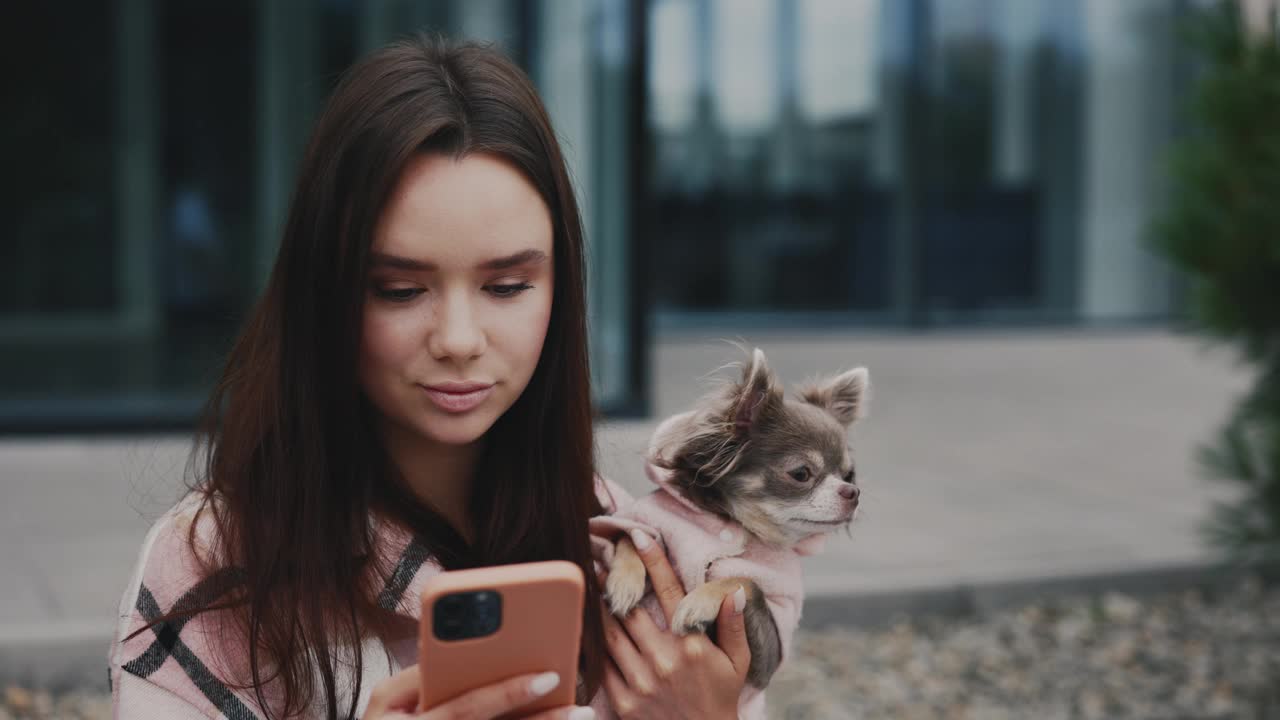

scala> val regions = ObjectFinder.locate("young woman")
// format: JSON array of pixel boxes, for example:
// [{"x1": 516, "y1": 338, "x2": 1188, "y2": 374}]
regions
[{"x1": 107, "y1": 36, "x2": 750, "y2": 720}]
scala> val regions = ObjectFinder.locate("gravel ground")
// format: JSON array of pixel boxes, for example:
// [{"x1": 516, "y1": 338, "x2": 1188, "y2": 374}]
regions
[
  {"x1": 4, "y1": 578, "x2": 1278, "y2": 719},
  {"x1": 768, "y1": 577, "x2": 1280, "y2": 719}
]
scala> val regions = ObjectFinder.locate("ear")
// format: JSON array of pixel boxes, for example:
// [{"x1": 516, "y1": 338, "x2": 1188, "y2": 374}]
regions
[
  {"x1": 798, "y1": 367, "x2": 869, "y2": 426},
  {"x1": 731, "y1": 348, "x2": 781, "y2": 438}
]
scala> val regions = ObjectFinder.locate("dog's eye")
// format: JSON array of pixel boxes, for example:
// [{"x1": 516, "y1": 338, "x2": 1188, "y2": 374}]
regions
[
  {"x1": 788, "y1": 467, "x2": 812, "y2": 483},
  {"x1": 843, "y1": 469, "x2": 856, "y2": 483}
]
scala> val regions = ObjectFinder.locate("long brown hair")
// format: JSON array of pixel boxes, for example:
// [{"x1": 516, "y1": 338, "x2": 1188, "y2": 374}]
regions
[{"x1": 127, "y1": 35, "x2": 606, "y2": 718}]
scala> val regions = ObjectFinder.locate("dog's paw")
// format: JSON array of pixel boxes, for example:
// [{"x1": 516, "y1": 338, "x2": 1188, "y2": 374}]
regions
[
  {"x1": 670, "y1": 585, "x2": 724, "y2": 636},
  {"x1": 605, "y1": 566, "x2": 646, "y2": 617}
]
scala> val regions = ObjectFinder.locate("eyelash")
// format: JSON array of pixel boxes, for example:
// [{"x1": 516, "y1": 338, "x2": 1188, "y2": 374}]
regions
[
  {"x1": 489, "y1": 282, "x2": 535, "y2": 298},
  {"x1": 372, "y1": 283, "x2": 534, "y2": 302}
]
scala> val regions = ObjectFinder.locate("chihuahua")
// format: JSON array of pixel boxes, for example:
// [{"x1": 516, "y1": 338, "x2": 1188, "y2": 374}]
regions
[{"x1": 599, "y1": 348, "x2": 869, "y2": 691}]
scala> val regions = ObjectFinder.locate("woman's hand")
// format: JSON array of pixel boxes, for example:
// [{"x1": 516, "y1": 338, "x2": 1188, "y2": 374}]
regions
[
  {"x1": 600, "y1": 530, "x2": 751, "y2": 720},
  {"x1": 364, "y1": 664, "x2": 596, "y2": 720}
]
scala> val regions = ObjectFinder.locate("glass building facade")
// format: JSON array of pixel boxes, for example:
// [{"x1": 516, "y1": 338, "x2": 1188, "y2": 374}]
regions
[
  {"x1": 646, "y1": 0, "x2": 1189, "y2": 326},
  {"x1": 3, "y1": 0, "x2": 1191, "y2": 431}
]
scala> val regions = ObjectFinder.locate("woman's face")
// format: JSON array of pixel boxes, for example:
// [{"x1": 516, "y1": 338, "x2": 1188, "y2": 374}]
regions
[{"x1": 359, "y1": 152, "x2": 554, "y2": 450}]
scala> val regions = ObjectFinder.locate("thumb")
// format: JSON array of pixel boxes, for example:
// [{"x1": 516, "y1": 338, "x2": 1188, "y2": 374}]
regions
[{"x1": 715, "y1": 585, "x2": 751, "y2": 680}]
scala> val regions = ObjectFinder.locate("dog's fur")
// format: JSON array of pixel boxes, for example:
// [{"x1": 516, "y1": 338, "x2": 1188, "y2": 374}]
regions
[{"x1": 604, "y1": 348, "x2": 869, "y2": 688}]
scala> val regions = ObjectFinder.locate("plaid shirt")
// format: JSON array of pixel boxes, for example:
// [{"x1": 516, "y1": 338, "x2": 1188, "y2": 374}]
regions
[{"x1": 109, "y1": 477, "x2": 635, "y2": 719}]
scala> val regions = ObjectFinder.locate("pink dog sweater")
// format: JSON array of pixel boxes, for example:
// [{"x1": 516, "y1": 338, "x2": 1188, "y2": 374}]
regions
[{"x1": 589, "y1": 412, "x2": 828, "y2": 720}]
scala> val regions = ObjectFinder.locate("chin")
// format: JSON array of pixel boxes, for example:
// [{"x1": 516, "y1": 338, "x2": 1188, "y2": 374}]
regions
[{"x1": 417, "y1": 414, "x2": 495, "y2": 446}]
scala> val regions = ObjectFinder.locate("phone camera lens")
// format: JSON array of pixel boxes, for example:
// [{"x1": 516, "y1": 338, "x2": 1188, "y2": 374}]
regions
[{"x1": 433, "y1": 590, "x2": 503, "y2": 641}]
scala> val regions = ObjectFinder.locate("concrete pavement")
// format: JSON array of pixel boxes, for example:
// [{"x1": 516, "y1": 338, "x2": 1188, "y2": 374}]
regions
[{"x1": 0, "y1": 329, "x2": 1257, "y2": 687}]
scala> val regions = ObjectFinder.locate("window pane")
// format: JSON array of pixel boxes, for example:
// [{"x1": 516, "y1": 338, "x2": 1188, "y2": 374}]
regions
[
  {"x1": 647, "y1": 0, "x2": 894, "y2": 314},
  {"x1": 2, "y1": 3, "x2": 119, "y2": 314}
]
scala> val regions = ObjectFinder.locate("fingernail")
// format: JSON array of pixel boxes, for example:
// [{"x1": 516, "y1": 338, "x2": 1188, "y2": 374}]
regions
[
  {"x1": 569, "y1": 707, "x2": 596, "y2": 720},
  {"x1": 529, "y1": 671, "x2": 560, "y2": 696},
  {"x1": 630, "y1": 529, "x2": 651, "y2": 550},
  {"x1": 733, "y1": 586, "x2": 746, "y2": 614}
]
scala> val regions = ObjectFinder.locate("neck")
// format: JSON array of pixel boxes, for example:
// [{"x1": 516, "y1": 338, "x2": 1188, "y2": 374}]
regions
[{"x1": 381, "y1": 420, "x2": 483, "y2": 545}]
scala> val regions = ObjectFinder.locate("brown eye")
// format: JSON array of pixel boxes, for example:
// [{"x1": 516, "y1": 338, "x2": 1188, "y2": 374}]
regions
[
  {"x1": 843, "y1": 469, "x2": 856, "y2": 483},
  {"x1": 788, "y1": 467, "x2": 812, "y2": 483}
]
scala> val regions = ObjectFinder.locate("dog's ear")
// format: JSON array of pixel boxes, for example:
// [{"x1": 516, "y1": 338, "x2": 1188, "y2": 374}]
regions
[
  {"x1": 655, "y1": 349, "x2": 781, "y2": 488},
  {"x1": 798, "y1": 367, "x2": 869, "y2": 427},
  {"x1": 731, "y1": 348, "x2": 782, "y2": 439}
]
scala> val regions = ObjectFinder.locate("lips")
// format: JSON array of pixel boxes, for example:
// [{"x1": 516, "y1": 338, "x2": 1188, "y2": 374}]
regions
[{"x1": 422, "y1": 382, "x2": 495, "y2": 414}]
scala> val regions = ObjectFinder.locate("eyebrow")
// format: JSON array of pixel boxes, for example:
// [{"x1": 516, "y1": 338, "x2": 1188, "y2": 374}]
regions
[{"x1": 370, "y1": 249, "x2": 549, "y2": 272}]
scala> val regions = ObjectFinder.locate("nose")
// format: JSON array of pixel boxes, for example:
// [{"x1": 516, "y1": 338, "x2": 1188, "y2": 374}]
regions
[
  {"x1": 838, "y1": 483, "x2": 859, "y2": 501},
  {"x1": 428, "y1": 292, "x2": 486, "y2": 361}
]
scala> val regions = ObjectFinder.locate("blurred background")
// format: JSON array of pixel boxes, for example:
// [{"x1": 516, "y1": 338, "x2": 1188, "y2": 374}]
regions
[
  {"x1": 4, "y1": 0, "x2": 1280, "y2": 717},
  {"x1": 0, "y1": 0, "x2": 1200, "y2": 427}
]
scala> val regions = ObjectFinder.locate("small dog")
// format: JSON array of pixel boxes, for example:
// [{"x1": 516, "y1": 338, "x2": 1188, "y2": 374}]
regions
[{"x1": 598, "y1": 348, "x2": 869, "y2": 691}]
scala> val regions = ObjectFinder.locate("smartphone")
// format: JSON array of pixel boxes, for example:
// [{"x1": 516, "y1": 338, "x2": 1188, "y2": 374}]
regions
[{"x1": 417, "y1": 560, "x2": 585, "y2": 716}]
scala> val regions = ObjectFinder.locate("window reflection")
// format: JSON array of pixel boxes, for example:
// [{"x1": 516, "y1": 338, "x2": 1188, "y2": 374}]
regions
[
  {"x1": 647, "y1": 0, "x2": 891, "y2": 313},
  {"x1": 643, "y1": 0, "x2": 1159, "y2": 323}
]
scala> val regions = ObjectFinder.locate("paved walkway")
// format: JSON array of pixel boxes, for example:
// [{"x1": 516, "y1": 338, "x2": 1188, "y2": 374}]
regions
[{"x1": 0, "y1": 329, "x2": 1255, "y2": 684}]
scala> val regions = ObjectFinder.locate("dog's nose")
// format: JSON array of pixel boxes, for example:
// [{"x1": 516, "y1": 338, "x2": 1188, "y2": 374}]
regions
[{"x1": 838, "y1": 483, "x2": 859, "y2": 500}]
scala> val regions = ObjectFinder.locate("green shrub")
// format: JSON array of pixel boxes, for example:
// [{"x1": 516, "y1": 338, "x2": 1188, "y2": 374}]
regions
[{"x1": 1151, "y1": 1, "x2": 1280, "y2": 562}]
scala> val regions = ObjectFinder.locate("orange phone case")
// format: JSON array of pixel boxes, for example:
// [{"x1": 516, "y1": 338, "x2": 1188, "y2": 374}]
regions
[{"x1": 417, "y1": 560, "x2": 584, "y2": 716}]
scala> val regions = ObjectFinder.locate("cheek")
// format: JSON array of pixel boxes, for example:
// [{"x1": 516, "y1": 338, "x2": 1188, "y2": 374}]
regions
[
  {"x1": 493, "y1": 291, "x2": 553, "y2": 372},
  {"x1": 359, "y1": 308, "x2": 423, "y2": 379}
]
